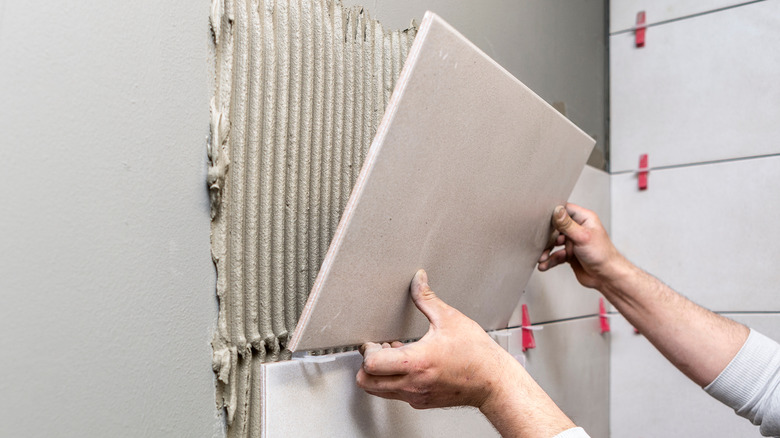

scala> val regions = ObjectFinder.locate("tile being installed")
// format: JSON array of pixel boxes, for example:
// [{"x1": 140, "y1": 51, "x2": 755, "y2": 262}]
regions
[
  {"x1": 611, "y1": 155, "x2": 780, "y2": 311},
  {"x1": 609, "y1": 0, "x2": 753, "y2": 33},
  {"x1": 260, "y1": 352, "x2": 497, "y2": 437},
  {"x1": 289, "y1": 12, "x2": 594, "y2": 351},
  {"x1": 610, "y1": 0, "x2": 780, "y2": 172},
  {"x1": 509, "y1": 165, "x2": 610, "y2": 326},
  {"x1": 610, "y1": 313, "x2": 780, "y2": 436},
  {"x1": 502, "y1": 317, "x2": 610, "y2": 437}
]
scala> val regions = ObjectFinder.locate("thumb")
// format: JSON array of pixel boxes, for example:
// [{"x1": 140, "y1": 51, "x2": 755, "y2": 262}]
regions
[
  {"x1": 552, "y1": 205, "x2": 588, "y2": 243},
  {"x1": 410, "y1": 269, "x2": 449, "y2": 327}
]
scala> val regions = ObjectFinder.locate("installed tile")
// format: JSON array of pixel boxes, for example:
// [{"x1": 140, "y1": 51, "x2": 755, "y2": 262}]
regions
[
  {"x1": 261, "y1": 351, "x2": 497, "y2": 437},
  {"x1": 610, "y1": 0, "x2": 780, "y2": 172},
  {"x1": 504, "y1": 317, "x2": 610, "y2": 437},
  {"x1": 509, "y1": 165, "x2": 610, "y2": 326},
  {"x1": 290, "y1": 12, "x2": 594, "y2": 351},
  {"x1": 611, "y1": 156, "x2": 780, "y2": 311},
  {"x1": 610, "y1": 313, "x2": 779, "y2": 436},
  {"x1": 610, "y1": 0, "x2": 753, "y2": 33}
]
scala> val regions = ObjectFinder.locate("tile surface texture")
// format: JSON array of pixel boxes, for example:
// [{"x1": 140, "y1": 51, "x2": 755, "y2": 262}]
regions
[
  {"x1": 291, "y1": 12, "x2": 594, "y2": 351},
  {"x1": 610, "y1": 0, "x2": 780, "y2": 172},
  {"x1": 609, "y1": 0, "x2": 757, "y2": 33},
  {"x1": 509, "y1": 165, "x2": 611, "y2": 326},
  {"x1": 504, "y1": 317, "x2": 610, "y2": 437},
  {"x1": 610, "y1": 313, "x2": 780, "y2": 437},
  {"x1": 611, "y1": 156, "x2": 780, "y2": 311},
  {"x1": 259, "y1": 352, "x2": 498, "y2": 437}
]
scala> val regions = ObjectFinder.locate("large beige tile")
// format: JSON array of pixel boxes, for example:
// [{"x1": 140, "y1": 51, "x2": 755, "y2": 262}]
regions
[
  {"x1": 504, "y1": 317, "x2": 610, "y2": 437},
  {"x1": 290, "y1": 12, "x2": 594, "y2": 351},
  {"x1": 509, "y1": 165, "x2": 611, "y2": 326},
  {"x1": 611, "y1": 156, "x2": 780, "y2": 311},
  {"x1": 610, "y1": 0, "x2": 780, "y2": 172},
  {"x1": 261, "y1": 351, "x2": 497, "y2": 437},
  {"x1": 610, "y1": 313, "x2": 780, "y2": 437}
]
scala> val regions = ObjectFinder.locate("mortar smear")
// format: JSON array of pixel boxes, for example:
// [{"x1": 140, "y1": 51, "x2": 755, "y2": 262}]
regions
[{"x1": 208, "y1": 0, "x2": 416, "y2": 434}]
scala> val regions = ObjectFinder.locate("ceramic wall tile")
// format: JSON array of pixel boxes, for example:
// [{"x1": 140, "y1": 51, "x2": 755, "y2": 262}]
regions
[
  {"x1": 610, "y1": 0, "x2": 780, "y2": 172},
  {"x1": 611, "y1": 156, "x2": 780, "y2": 311},
  {"x1": 610, "y1": 313, "x2": 780, "y2": 437},
  {"x1": 290, "y1": 12, "x2": 594, "y2": 351},
  {"x1": 509, "y1": 165, "x2": 610, "y2": 326},
  {"x1": 260, "y1": 351, "x2": 498, "y2": 437},
  {"x1": 610, "y1": 0, "x2": 754, "y2": 33},
  {"x1": 505, "y1": 317, "x2": 610, "y2": 437}
]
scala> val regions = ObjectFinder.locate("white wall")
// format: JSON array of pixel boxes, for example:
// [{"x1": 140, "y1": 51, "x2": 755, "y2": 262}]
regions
[
  {"x1": 0, "y1": 1, "x2": 222, "y2": 437},
  {"x1": 609, "y1": 1, "x2": 780, "y2": 435}
]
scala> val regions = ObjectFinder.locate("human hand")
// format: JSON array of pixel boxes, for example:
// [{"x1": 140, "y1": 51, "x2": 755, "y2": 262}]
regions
[
  {"x1": 537, "y1": 203, "x2": 628, "y2": 290},
  {"x1": 356, "y1": 269, "x2": 515, "y2": 410}
]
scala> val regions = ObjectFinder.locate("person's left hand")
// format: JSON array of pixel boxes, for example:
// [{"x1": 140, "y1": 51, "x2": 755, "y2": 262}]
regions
[{"x1": 356, "y1": 269, "x2": 514, "y2": 410}]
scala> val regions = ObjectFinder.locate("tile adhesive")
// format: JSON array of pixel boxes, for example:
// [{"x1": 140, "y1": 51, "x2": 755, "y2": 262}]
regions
[{"x1": 208, "y1": 0, "x2": 415, "y2": 433}]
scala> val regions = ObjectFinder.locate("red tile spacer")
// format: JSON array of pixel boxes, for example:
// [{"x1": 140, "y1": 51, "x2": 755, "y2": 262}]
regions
[
  {"x1": 599, "y1": 297, "x2": 611, "y2": 334},
  {"x1": 638, "y1": 154, "x2": 649, "y2": 190},
  {"x1": 635, "y1": 11, "x2": 647, "y2": 48},
  {"x1": 521, "y1": 304, "x2": 536, "y2": 352}
]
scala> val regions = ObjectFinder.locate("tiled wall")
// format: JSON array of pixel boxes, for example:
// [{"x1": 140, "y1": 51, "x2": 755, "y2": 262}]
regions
[{"x1": 609, "y1": 1, "x2": 780, "y2": 435}]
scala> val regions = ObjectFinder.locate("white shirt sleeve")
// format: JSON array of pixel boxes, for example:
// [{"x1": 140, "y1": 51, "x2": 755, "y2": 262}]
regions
[
  {"x1": 704, "y1": 329, "x2": 780, "y2": 437},
  {"x1": 552, "y1": 427, "x2": 590, "y2": 438}
]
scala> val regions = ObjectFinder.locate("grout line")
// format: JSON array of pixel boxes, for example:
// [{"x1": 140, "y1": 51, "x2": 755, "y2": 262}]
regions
[
  {"x1": 610, "y1": 0, "x2": 767, "y2": 35},
  {"x1": 506, "y1": 313, "x2": 600, "y2": 330},
  {"x1": 610, "y1": 152, "x2": 780, "y2": 175}
]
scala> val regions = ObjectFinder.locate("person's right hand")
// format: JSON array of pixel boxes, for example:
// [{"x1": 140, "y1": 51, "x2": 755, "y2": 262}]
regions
[{"x1": 537, "y1": 203, "x2": 627, "y2": 290}]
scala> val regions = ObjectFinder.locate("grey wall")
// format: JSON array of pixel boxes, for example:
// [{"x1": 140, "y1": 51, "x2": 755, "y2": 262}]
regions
[
  {"x1": 0, "y1": 1, "x2": 222, "y2": 436},
  {"x1": 342, "y1": 0, "x2": 608, "y2": 168}
]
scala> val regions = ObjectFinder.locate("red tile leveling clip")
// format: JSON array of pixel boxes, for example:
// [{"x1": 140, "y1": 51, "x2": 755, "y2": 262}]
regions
[
  {"x1": 638, "y1": 154, "x2": 649, "y2": 190},
  {"x1": 521, "y1": 304, "x2": 537, "y2": 351},
  {"x1": 599, "y1": 297, "x2": 611, "y2": 334},
  {"x1": 635, "y1": 11, "x2": 647, "y2": 48}
]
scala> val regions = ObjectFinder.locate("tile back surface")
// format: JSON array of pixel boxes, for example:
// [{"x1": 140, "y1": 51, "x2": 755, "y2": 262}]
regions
[{"x1": 290, "y1": 12, "x2": 594, "y2": 351}]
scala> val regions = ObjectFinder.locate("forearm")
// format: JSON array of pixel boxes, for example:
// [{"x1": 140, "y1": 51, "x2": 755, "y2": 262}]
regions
[
  {"x1": 480, "y1": 354, "x2": 576, "y2": 437},
  {"x1": 599, "y1": 257, "x2": 749, "y2": 387}
]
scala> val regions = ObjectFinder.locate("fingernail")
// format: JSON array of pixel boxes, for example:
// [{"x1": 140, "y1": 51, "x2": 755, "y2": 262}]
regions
[
  {"x1": 555, "y1": 206, "x2": 566, "y2": 219},
  {"x1": 415, "y1": 269, "x2": 428, "y2": 285}
]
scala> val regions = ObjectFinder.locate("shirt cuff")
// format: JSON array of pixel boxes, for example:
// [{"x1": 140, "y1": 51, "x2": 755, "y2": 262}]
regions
[
  {"x1": 553, "y1": 427, "x2": 591, "y2": 438},
  {"x1": 704, "y1": 329, "x2": 776, "y2": 410}
]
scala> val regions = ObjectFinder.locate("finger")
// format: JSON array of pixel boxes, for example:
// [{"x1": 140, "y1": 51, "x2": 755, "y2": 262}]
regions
[
  {"x1": 381, "y1": 342, "x2": 391, "y2": 349},
  {"x1": 553, "y1": 205, "x2": 588, "y2": 243},
  {"x1": 356, "y1": 369, "x2": 407, "y2": 391},
  {"x1": 538, "y1": 248, "x2": 568, "y2": 271},
  {"x1": 360, "y1": 342, "x2": 381, "y2": 357},
  {"x1": 538, "y1": 248, "x2": 551, "y2": 264},
  {"x1": 390, "y1": 341, "x2": 404, "y2": 348},
  {"x1": 565, "y1": 202, "x2": 604, "y2": 233},
  {"x1": 410, "y1": 269, "x2": 451, "y2": 327},
  {"x1": 362, "y1": 345, "x2": 412, "y2": 376}
]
